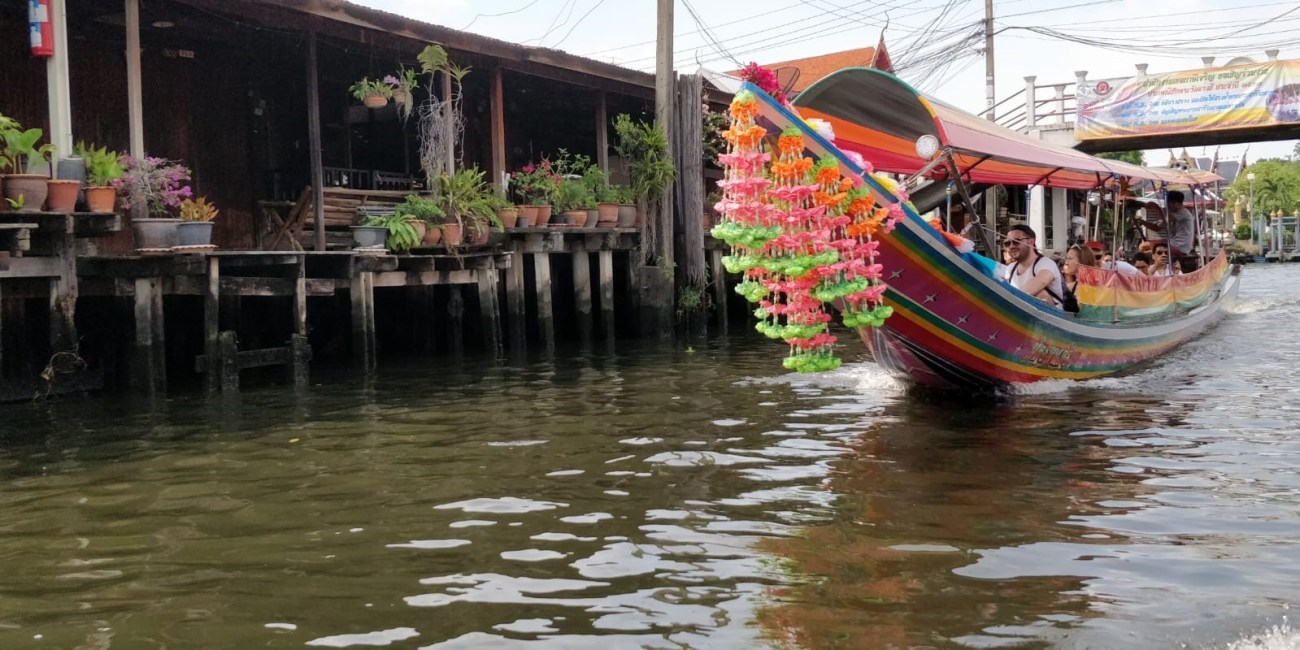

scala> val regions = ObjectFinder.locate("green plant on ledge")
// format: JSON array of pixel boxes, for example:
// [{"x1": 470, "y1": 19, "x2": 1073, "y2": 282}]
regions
[
  {"x1": 396, "y1": 193, "x2": 445, "y2": 226},
  {"x1": 362, "y1": 212, "x2": 422, "y2": 253},
  {"x1": 76, "y1": 142, "x2": 124, "y2": 187}
]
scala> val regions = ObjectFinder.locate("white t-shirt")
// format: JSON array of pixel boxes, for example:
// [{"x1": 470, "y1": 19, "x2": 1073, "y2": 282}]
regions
[
  {"x1": 1005, "y1": 254, "x2": 1065, "y2": 309},
  {"x1": 1168, "y1": 206, "x2": 1195, "y2": 255}
]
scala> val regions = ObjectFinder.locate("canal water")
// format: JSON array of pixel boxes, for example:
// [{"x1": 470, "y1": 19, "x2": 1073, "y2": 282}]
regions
[{"x1": 2, "y1": 265, "x2": 1299, "y2": 650}]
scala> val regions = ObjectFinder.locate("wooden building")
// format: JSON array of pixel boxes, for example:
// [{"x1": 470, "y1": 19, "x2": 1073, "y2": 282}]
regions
[{"x1": 0, "y1": 0, "x2": 730, "y2": 397}]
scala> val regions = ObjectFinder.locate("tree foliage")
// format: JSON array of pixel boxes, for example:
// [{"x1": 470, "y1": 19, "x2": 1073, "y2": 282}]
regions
[
  {"x1": 1096, "y1": 150, "x2": 1144, "y2": 166},
  {"x1": 1224, "y1": 158, "x2": 1300, "y2": 217}
]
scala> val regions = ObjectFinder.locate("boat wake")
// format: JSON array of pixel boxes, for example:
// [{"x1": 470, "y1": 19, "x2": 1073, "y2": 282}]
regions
[{"x1": 1222, "y1": 624, "x2": 1300, "y2": 650}]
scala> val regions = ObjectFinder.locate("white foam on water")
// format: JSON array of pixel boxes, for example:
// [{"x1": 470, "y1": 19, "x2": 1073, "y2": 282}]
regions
[
  {"x1": 304, "y1": 627, "x2": 419, "y2": 647},
  {"x1": 434, "y1": 497, "x2": 567, "y2": 514},
  {"x1": 1222, "y1": 625, "x2": 1300, "y2": 650}
]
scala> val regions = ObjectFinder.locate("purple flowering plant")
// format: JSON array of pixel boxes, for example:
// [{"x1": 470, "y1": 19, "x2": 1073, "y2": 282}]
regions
[{"x1": 114, "y1": 155, "x2": 193, "y2": 217}]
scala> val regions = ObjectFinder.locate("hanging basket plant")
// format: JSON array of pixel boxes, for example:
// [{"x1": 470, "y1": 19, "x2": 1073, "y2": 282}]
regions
[{"x1": 350, "y1": 77, "x2": 393, "y2": 109}]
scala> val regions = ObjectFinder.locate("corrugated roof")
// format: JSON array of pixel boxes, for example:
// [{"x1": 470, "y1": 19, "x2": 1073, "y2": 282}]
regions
[{"x1": 728, "y1": 46, "x2": 877, "y2": 94}]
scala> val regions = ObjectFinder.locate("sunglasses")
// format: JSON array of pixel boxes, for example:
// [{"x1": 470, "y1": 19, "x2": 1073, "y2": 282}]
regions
[{"x1": 1003, "y1": 239, "x2": 1028, "y2": 247}]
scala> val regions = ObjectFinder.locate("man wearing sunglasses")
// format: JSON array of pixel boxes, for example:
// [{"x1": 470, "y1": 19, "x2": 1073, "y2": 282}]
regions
[{"x1": 1002, "y1": 224, "x2": 1064, "y2": 309}]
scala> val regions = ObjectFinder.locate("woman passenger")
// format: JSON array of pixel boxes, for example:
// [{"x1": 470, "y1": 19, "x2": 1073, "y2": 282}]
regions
[{"x1": 1061, "y1": 244, "x2": 1096, "y2": 298}]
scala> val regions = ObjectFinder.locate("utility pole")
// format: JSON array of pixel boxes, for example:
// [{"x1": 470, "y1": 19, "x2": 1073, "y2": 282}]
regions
[{"x1": 984, "y1": 0, "x2": 995, "y2": 121}]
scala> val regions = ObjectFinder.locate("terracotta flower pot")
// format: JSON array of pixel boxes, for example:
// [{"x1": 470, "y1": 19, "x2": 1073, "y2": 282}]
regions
[
  {"x1": 534, "y1": 205, "x2": 552, "y2": 224},
  {"x1": 562, "y1": 210, "x2": 586, "y2": 227},
  {"x1": 597, "y1": 202, "x2": 619, "y2": 223},
  {"x1": 421, "y1": 225, "x2": 443, "y2": 246},
  {"x1": 363, "y1": 95, "x2": 388, "y2": 109},
  {"x1": 85, "y1": 186, "x2": 117, "y2": 213},
  {"x1": 519, "y1": 205, "x2": 540, "y2": 224},
  {"x1": 4, "y1": 174, "x2": 49, "y2": 212},
  {"x1": 46, "y1": 179, "x2": 81, "y2": 213},
  {"x1": 442, "y1": 223, "x2": 464, "y2": 246},
  {"x1": 497, "y1": 207, "x2": 519, "y2": 229}
]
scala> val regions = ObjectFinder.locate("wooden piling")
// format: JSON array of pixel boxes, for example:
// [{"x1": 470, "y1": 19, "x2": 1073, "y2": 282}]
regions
[
  {"x1": 446, "y1": 285, "x2": 465, "y2": 355},
  {"x1": 572, "y1": 252, "x2": 593, "y2": 343},
  {"x1": 351, "y1": 270, "x2": 376, "y2": 370},
  {"x1": 598, "y1": 249, "x2": 615, "y2": 340},
  {"x1": 505, "y1": 250, "x2": 526, "y2": 349},
  {"x1": 205, "y1": 256, "x2": 221, "y2": 391},
  {"x1": 477, "y1": 268, "x2": 502, "y2": 357},
  {"x1": 289, "y1": 333, "x2": 310, "y2": 388},
  {"x1": 533, "y1": 253, "x2": 555, "y2": 352},
  {"x1": 218, "y1": 330, "x2": 239, "y2": 392},
  {"x1": 131, "y1": 276, "x2": 165, "y2": 392},
  {"x1": 49, "y1": 214, "x2": 78, "y2": 354},
  {"x1": 711, "y1": 248, "x2": 729, "y2": 332}
]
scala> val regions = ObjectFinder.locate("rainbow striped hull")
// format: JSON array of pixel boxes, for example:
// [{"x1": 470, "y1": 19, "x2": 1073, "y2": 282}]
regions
[
  {"x1": 861, "y1": 221, "x2": 1238, "y2": 389},
  {"x1": 743, "y1": 83, "x2": 1240, "y2": 390}
]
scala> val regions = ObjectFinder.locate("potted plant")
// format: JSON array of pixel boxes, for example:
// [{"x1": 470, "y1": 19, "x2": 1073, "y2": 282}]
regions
[
  {"x1": 177, "y1": 196, "x2": 219, "y2": 246},
  {"x1": 613, "y1": 113, "x2": 676, "y2": 228},
  {"x1": 486, "y1": 193, "x2": 518, "y2": 229},
  {"x1": 115, "y1": 155, "x2": 191, "y2": 249},
  {"x1": 0, "y1": 114, "x2": 55, "y2": 212},
  {"x1": 509, "y1": 160, "x2": 559, "y2": 225},
  {"x1": 435, "y1": 167, "x2": 500, "y2": 246},
  {"x1": 78, "y1": 143, "x2": 124, "y2": 213},
  {"x1": 388, "y1": 67, "x2": 419, "y2": 121},
  {"x1": 554, "y1": 178, "x2": 592, "y2": 227},
  {"x1": 349, "y1": 77, "x2": 393, "y2": 109},
  {"x1": 354, "y1": 211, "x2": 422, "y2": 252},
  {"x1": 614, "y1": 185, "x2": 637, "y2": 228},
  {"x1": 395, "y1": 193, "x2": 445, "y2": 246}
]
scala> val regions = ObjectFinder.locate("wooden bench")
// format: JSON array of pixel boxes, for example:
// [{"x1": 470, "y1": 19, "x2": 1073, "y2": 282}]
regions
[{"x1": 262, "y1": 187, "x2": 413, "y2": 251}]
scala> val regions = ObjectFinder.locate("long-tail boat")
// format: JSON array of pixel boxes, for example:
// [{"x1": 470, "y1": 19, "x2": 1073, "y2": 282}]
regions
[{"x1": 715, "y1": 69, "x2": 1240, "y2": 390}]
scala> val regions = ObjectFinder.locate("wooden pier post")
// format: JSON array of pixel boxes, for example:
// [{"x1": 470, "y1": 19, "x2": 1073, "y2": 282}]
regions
[
  {"x1": 504, "y1": 250, "x2": 526, "y2": 350},
  {"x1": 711, "y1": 248, "x2": 729, "y2": 332},
  {"x1": 204, "y1": 256, "x2": 221, "y2": 391},
  {"x1": 533, "y1": 253, "x2": 555, "y2": 353},
  {"x1": 218, "y1": 330, "x2": 239, "y2": 392},
  {"x1": 131, "y1": 276, "x2": 165, "y2": 392},
  {"x1": 446, "y1": 285, "x2": 465, "y2": 355},
  {"x1": 291, "y1": 258, "x2": 309, "y2": 387},
  {"x1": 598, "y1": 250, "x2": 615, "y2": 340},
  {"x1": 572, "y1": 252, "x2": 593, "y2": 344},
  {"x1": 351, "y1": 270, "x2": 376, "y2": 370},
  {"x1": 477, "y1": 268, "x2": 502, "y2": 357},
  {"x1": 49, "y1": 214, "x2": 78, "y2": 354}
]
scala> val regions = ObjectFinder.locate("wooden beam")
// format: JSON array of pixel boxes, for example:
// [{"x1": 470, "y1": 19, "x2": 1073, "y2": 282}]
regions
[
  {"x1": 533, "y1": 253, "x2": 554, "y2": 353},
  {"x1": 490, "y1": 66, "x2": 507, "y2": 195},
  {"x1": 678, "y1": 74, "x2": 706, "y2": 286},
  {"x1": 596, "y1": 91, "x2": 609, "y2": 174},
  {"x1": 126, "y1": 0, "x2": 144, "y2": 158},
  {"x1": 307, "y1": 32, "x2": 326, "y2": 252}
]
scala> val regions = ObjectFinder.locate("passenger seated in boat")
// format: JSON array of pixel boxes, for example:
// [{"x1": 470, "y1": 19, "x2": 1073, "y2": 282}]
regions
[
  {"x1": 1086, "y1": 240, "x2": 1141, "y2": 276},
  {"x1": 1002, "y1": 224, "x2": 1064, "y2": 309},
  {"x1": 1060, "y1": 244, "x2": 1096, "y2": 313},
  {"x1": 1132, "y1": 251, "x2": 1153, "y2": 275},
  {"x1": 1148, "y1": 242, "x2": 1177, "y2": 276}
]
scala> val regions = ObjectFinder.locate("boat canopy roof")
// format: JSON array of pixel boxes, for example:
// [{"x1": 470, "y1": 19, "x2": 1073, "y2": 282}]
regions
[{"x1": 792, "y1": 68, "x2": 1222, "y2": 190}]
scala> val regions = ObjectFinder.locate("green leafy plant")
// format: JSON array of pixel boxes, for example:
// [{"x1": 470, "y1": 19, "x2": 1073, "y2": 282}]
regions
[
  {"x1": 0, "y1": 115, "x2": 54, "y2": 174},
  {"x1": 5, "y1": 194, "x2": 25, "y2": 210},
  {"x1": 435, "y1": 167, "x2": 501, "y2": 233},
  {"x1": 510, "y1": 159, "x2": 561, "y2": 206},
  {"x1": 395, "y1": 193, "x2": 445, "y2": 225},
  {"x1": 349, "y1": 77, "x2": 392, "y2": 102},
  {"x1": 76, "y1": 142, "x2": 124, "y2": 187},
  {"x1": 1233, "y1": 222, "x2": 1253, "y2": 240},
  {"x1": 362, "y1": 212, "x2": 422, "y2": 252},
  {"x1": 613, "y1": 113, "x2": 675, "y2": 205},
  {"x1": 554, "y1": 178, "x2": 594, "y2": 213}
]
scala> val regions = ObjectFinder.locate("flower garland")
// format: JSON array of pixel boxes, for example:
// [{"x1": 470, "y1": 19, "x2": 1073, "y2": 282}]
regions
[{"x1": 711, "y1": 89, "x2": 901, "y2": 373}]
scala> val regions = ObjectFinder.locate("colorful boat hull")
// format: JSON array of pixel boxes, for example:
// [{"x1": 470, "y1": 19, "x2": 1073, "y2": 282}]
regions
[{"x1": 742, "y1": 83, "x2": 1240, "y2": 390}]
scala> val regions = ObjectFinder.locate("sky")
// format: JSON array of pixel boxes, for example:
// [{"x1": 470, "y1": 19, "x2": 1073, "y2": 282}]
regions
[{"x1": 355, "y1": 0, "x2": 1300, "y2": 168}]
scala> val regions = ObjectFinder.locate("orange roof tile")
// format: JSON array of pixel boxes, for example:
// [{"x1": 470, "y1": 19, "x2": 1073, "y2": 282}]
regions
[{"x1": 727, "y1": 46, "x2": 877, "y2": 94}]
